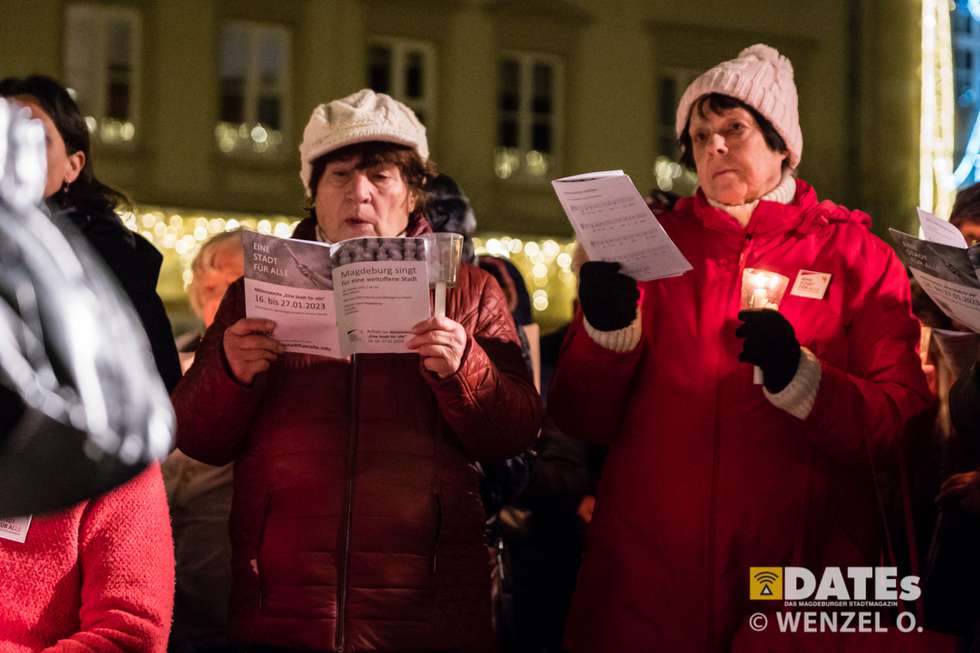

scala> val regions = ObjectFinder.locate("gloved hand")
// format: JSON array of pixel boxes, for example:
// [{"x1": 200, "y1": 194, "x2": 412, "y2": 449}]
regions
[
  {"x1": 579, "y1": 261, "x2": 639, "y2": 331},
  {"x1": 736, "y1": 309, "x2": 801, "y2": 393}
]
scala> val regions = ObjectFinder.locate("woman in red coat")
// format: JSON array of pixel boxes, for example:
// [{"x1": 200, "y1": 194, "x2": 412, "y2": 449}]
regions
[
  {"x1": 549, "y1": 44, "x2": 932, "y2": 652},
  {"x1": 174, "y1": 90, "x2": 542, "y2": 652}
]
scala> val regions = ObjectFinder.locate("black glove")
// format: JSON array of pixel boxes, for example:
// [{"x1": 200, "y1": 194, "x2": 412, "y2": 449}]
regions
[
  {"x1": 736, "y1": 309, "x2": 801, "y2": 393},
  {"x1": 579, "y1": 261, "x2": 639, "y2": 331}
]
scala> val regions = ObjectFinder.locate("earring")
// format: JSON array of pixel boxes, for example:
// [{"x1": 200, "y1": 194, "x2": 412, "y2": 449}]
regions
[{"x1": 62, "y1": 180, "x2": 71, "y2": 194}]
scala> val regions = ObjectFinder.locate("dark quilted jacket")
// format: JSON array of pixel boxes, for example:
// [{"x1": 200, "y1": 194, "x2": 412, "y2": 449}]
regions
[{"x1": 173, "y1": 217, "x2": 542, "y2": 652}]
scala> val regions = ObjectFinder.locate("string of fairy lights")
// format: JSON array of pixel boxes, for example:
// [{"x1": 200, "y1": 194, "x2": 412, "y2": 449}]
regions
[
  {"x1": 122, "y1": 207, "x2": 578, "y2": 329},
  {"x1": 920, "y1": 0, "x2": 957, "y2": 218}
]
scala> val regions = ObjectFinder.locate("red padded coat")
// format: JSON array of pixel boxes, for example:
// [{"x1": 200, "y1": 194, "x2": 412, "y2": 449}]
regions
[
  {"x1": 174, "y1": 217, "x2": 542, "y2": 652},
  {"x1": 549, "y1": 180, "x2": 932, "y2": 652}
]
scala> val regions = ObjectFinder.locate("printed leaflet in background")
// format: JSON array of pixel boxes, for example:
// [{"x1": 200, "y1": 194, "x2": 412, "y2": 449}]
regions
[
  {"x1": 551, "y1": 170, "x2": 692, "y2": 281},
  {"x1": 890, "y1": 228, "x2": 980, "y2": 333},
  {"x1": 917, "y1": 207, "x2": 970, "y2": 249}
]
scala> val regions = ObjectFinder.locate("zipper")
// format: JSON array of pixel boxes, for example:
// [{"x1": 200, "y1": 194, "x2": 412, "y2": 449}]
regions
[
  {"x1": 735, "y1": 231, "x2": 753, "y2": 277},
  {"x1": 705, "y1": 405, "x2": 722, "y2": 652},
  {"x1": 336, "y1": 354, "x2": 360, "y2": 653},
  {"x1": 706, "y1": 230, "x2": 756, "y2": 651},
  {"x1": 431, "y1": 493, "x2": 442, "y2": 576},
  {"x1": 255, "y1": 493, "x2": 273, "y2": 611}
]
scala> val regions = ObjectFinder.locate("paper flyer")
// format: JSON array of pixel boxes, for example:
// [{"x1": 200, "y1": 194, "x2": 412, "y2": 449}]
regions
[
  {"x1": 917, "y1": 207, "x2": 970, "y2": 249},
  {"x1": 890, "y1": 228, "x2": 980, "y2": 333},
  {"x1": 551, "y1": 170, "x2": 692, "y2": 281},
  {"x1": 242, "y1": 230, "x2": 340, "y2": 356},
  {"x1": 330, "y1": 237, "x2": 431, "y2": 356},
  {"x1": 242, "y1": 231, "x2": 431, "y2": 356}
]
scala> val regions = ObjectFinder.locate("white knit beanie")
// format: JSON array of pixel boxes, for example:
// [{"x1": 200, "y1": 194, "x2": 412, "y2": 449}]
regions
[
  {"x1": 299, "y1": 89, "x2": 429, "y2": 196},
  {"x1": 674, "y1": 44, "x2": 802, "y2": 169}
]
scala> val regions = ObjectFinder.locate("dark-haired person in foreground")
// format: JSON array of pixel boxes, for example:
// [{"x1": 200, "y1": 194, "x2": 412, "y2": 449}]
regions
[
  {"x1": 0, "y1": 75, "x2": 180, "y2": 392},
  {"x1": 0, "y1": 76, "x2": 175, "y2": 652},
  {"x1": 549, "y1": 45, "x2": 931, "y2": 651},
  {"x1": 173, "y1": 90, "x2": 542, "y2": 652}
]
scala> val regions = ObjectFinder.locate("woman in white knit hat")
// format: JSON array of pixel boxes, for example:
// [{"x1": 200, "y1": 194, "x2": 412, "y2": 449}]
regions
[
  {"x1": 549, "y1": 45, "x2": 931, "y2": 651},
  {"x1": 173, "y1": 89, "x2": 543, "y2": 652}
]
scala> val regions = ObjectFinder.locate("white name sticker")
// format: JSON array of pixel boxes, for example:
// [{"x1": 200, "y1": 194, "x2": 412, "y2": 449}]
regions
[
  {"x1": 0, "y1": 515, "x2": 32, "y2": 543},
  {"x1": 790, "y1": 270, "x2": 832, "y2": 300}
]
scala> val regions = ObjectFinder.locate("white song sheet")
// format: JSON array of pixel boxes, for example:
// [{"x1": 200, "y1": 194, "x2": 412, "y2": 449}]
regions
[
  {"x1": 552, "y1": 170, "x2": 691, "y2": 281},
  {"x1": 917, "y1": 207, "x2": 970, "y2": 249}
]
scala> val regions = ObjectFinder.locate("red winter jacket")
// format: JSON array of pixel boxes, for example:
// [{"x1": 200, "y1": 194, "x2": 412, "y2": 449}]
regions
[
  {"x1": 549, "y1": 180, "x2": 932, "y2": 652},
  {"x1": 0, "y1": 463, "x2": 174, "y2": 652},
  {"x1": 174, "y1": 217, "x2": 542, "y2": 652}
]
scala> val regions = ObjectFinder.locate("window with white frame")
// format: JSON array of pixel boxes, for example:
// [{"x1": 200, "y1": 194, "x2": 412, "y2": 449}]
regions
[
  {"x1": 367, "y1": 37, "x2": 436, "y2": 127},
  {"x1": 216, "y1": 21, "x2": 291, "y2": 158},
  {"x1": 495, "y1": 52, "x2": 562, "y2": 180},
  {"x1": 64, "y1": 4, "x2": 141, "y2": 145}
]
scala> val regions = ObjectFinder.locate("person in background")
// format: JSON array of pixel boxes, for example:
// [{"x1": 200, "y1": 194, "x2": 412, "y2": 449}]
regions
[
  {"x1": 949, "y1": 182, "x2": 980, "y2": 246},
  {"x1": 424, "y1": 173, "x2": 478, "y2": 265},
  {"x1": 175, "y1": 229, "x2": 246, "y2": 371},
  {"x1": 173, "y1": 90, "x2": 542, "y2": 653},
  {"x1": 913, "y1": 182, "x2": 980, "y2": 646},
  {"x1": 907, "y1": 184, "x2": 980, "y2": 565},
  {"x1": 164, "y1": 231, "x2": 245, "y2": 653},
  {"x1": 941, "y1": 362, "x2": 980, "y2": 505},
  {"x1": 423, "y1": 172, "x2": 533, "y2": 330},
  {"x1": 424, "y1": 173, "x2": 579, "y2": 652},
  {"x1": 0, "y1": 75, "x2": 181, "y2": 393},
  {"x1": 931, "y1": 356, "x2": 980, "y2": 648},
  {"x1": 479, "y1": 257, "x2": 533, "y2": 329},
  {"x1": 549, "y1": 44, "x2": 931, "y2": 651},
  {"x1": 0, "y1": 74, "x2": 174, "y2": 653}
]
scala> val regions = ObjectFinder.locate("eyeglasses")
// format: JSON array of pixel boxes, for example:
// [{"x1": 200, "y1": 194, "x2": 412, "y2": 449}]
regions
[
  {"x1": 689, "y1": 119, "x2": 757, "y2": 149},
  {"x1": 322, "y1": 165, "x2": 402, "y2": 190}
]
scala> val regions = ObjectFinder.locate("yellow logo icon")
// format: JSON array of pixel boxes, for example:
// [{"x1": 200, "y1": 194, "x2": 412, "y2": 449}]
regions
[{"x1": 750, "y1": 567, "x2": 783, "y2": 600}]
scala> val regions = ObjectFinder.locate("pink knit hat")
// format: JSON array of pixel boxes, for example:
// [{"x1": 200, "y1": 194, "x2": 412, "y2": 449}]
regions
[{"x1": 674, "y1": 44, "x2": 802, "y2": 169}]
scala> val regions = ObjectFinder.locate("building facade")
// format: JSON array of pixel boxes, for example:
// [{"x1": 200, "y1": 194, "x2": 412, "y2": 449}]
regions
[{"x1": 0, "y1": 0, "x2": 923, "y2": 326}]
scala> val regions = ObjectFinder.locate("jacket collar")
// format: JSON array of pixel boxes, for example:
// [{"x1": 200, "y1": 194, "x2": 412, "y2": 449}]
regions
[{"x1": 678, "y1": 179, "x2": 871, "y2": 238}]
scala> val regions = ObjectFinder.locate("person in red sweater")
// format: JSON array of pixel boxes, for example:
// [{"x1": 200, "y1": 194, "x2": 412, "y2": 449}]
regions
[{"x1": 0, "y1": 463, "x2": 174, "y2": 652}]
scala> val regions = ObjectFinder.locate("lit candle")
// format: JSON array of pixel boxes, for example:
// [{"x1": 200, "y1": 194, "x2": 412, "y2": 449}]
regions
[{"x1": 740, "y1": 268, "x2": 791, "y2": 385}]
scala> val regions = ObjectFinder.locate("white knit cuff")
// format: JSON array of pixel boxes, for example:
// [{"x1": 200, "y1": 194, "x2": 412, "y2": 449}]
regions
[
  {"x1": 763, "y1": 347, "x2": 822, "y2": 420},
  {"x1": 583, "y1": 309, "x2": 642, "y2": 352}
]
